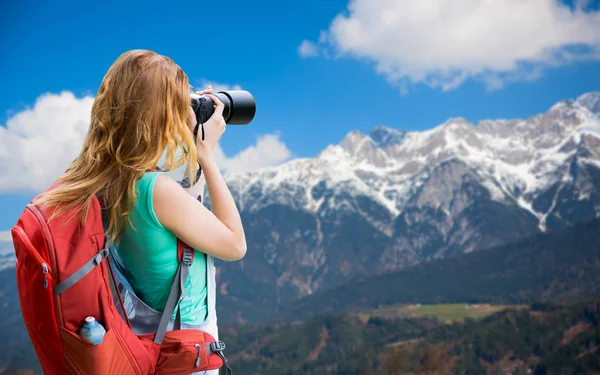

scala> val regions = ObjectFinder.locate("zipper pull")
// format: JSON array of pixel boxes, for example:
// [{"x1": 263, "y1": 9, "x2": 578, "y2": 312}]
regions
[
  {"x1": 195, "y1": 344, "x2": 201, "y2": 367},
  {"x1": 42, "y1": 263, "x2": 49, "y2": 288}
]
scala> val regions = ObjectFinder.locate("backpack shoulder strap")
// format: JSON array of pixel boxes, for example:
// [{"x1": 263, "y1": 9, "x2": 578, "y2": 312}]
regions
[{"x1": 153, "y1": 243, "x2": 194, "y2": 344}]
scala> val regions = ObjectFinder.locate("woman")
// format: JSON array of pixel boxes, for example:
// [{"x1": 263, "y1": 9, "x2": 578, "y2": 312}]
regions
[{"x1": 36, "y1": 49, "x2": 247, "y2": 374}]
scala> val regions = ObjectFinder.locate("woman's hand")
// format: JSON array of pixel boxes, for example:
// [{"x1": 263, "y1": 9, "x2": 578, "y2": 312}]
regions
[{"x1": 188, "y1": 85, "x2": 226, "y2": 166}]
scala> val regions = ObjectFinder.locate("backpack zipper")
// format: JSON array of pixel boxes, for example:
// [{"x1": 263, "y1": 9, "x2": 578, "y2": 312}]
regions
[
  {"x1": 12, "y1": 226, "x2": 53, "y2": 289},
  {"x1": 195, "y1": 344, "x2": 201, "y2": 367},
  {"x1": 27, "y1": 205, "x2": 63, "y2": 326},
  {"x1": 42, "y1": 262, "x2": 49, "y2": 288}
]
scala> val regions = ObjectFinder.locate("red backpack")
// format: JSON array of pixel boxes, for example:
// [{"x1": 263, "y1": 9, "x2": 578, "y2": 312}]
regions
[{"x1": 11, "y1": 182, "x2": 232, "y2": 375}]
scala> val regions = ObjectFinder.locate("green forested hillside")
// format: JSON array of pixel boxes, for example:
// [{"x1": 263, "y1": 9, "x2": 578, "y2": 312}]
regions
[{"x1": 220, "y1": 299, "x2": 600, "y2": 374}]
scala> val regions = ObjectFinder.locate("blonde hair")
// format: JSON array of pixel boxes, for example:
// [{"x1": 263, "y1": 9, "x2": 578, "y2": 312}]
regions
[{"x1": 36, "y1": 49, "x2": 197, "y2": 245}]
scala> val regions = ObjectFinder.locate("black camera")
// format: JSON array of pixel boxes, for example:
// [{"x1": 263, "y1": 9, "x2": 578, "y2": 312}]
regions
[
  {"x1": 181, "y1": 86, "x2": 256, "y2": 187},
  {"x1": 189, "y1": 85, "x2": 256, "y2": 126}
]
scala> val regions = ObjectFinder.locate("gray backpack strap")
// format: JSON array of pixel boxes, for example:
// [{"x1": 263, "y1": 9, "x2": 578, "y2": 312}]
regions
[
  {"x1": 217, "y1": 346, "x2": 233, "y2": 375},
  {"x1": 152, "y1": 246, "x2": 233, "y2": 374},
  {"x1": 106, "y1": 247, "x2": 130, "y2": 327},
  {"x1": 154, "y1": 248, "x2": 193, "y2": 344},
  {"x1": 54, "y1": 238, "x2": 110, "y2": 295}
]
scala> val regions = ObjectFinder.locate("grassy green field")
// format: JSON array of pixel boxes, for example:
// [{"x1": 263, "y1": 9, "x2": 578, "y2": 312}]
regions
[{"x1": 357, "y1": 303, "x2": 522, "y2": 323}]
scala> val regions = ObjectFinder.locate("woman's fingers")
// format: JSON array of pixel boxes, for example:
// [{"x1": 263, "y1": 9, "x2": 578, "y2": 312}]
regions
[
  {"x1": 208, "y1": 94, "x2": 225, "y2": 116},
  {"x1": 196, "y1": 85, "x2": 213, "y2": 95}
]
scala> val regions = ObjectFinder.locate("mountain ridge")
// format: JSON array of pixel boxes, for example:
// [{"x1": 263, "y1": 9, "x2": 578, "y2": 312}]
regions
[{"x1": 222, "y1": 91, "x2": 600, "y2": 233}]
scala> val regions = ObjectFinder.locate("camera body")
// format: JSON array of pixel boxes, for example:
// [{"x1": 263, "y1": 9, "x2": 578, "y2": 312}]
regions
[
  {"x1": 189, "y1": 85, "x2": 256, "y2": 126},
  {"x1": 184, "y1": 86, "x2": 256, "y2": 187}
]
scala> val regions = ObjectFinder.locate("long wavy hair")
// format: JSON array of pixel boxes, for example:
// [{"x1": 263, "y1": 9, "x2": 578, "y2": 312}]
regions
[{"x1": 36, "y1": 49, "x2": 197, "y2": 245}]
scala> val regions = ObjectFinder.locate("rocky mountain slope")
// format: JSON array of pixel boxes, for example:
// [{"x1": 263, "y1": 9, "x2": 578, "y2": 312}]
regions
[
  {"x1": 276, "y1": 217, "x2": 600, "y2": 323},
  {"x1": 213, "y1": 92, "x2": 600, "y2": 322}
]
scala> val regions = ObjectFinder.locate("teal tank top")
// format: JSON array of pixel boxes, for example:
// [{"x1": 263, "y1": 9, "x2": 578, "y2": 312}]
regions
[{"x1": 115, "y1": 172, "x2": 208, "y2": 324}]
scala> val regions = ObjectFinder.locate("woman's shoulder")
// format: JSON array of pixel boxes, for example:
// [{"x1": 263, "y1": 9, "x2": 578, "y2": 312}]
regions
[
  {"x1": 134, "y1": 171, "x2": 158, "y2": 197},
  {"x1": 138, "y1": 171, "x2": 168, "y2": 189},
  {"x1": 151, "y1": 172, "x2": 183, "y2": 201},
  {"x1": 129, "y1": 171, "x2": 181, "y2": 231}
]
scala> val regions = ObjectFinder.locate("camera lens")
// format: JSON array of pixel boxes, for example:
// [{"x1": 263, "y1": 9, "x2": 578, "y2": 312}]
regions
[
  {"x1": 216, "y1": 91, "x2": 256, "y2": 125},
  {"x1": 190, "y1": 85, "x2": 256, "y2": 125}
]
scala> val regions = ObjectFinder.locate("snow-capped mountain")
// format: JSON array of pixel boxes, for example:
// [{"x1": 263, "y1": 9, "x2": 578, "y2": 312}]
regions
[
  {"x1": 214, "y1": 92, "x2": 600, "y2": 322},
  {"x1": 0, "y1": 241, "x2": 15, "y2": 271},
  {"x1": 227, "y1": 92, "x2": 600, "y2": 231}
]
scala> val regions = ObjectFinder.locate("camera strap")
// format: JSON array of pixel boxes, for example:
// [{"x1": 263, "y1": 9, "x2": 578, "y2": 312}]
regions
[
  {"x1": 193, "y1": 122, "x2": 205, "y2": 142},
  {"x1": 193, "y1": 96, "x2": 208, "y2": 143}
]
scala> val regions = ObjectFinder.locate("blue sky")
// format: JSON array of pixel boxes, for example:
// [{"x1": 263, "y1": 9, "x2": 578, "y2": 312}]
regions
[{"x1": 1, "y1": 0, "x2": 600, "y2": 231}]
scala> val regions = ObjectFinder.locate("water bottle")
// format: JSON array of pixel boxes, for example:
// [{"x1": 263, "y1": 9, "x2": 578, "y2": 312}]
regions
[{"x1": 79, "y1": 316, "x2": 106, "y2": 345}]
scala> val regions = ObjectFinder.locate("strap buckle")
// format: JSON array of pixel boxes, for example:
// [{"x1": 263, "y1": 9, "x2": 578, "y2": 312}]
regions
[
  {"x1": 210, "y1": 341, "x2": 226, "y2": 352},
  {"x1": 94, "y1": 247, "x2": 109, "y2": 265},
  {"x1": 182, "y1": 248, "x2": 193, "y2": 266}
]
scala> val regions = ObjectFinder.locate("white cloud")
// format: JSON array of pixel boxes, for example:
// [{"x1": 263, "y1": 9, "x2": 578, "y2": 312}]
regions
[
  {"x1": 0, "y1": 91, "x2": 94, "y2": 193},
  {"x1": 194, "y1": 79, "x2": 242, "y2": 93},
  {"x1": 302, "y1": 0, "x2": 600, "y2": 91},
  {"x1": 299, "y1": 40, "x2": 320, "y2": 58},
  {"x1": 0, "y1": 91, "x2": 291, "y2": 193},
  {"x1": 160, "y1": 133, "x2": 291, "y2": 180},
  {"x1": 215, "y1": 133, "x2": 292, "y2": 175}
]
